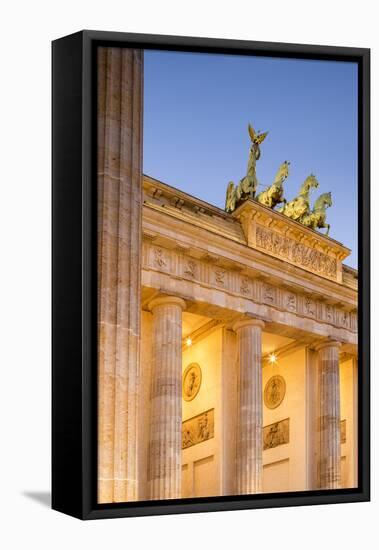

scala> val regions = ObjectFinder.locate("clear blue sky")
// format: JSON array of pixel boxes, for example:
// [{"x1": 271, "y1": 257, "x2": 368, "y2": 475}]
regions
[{"x1": 143, "y1": 50, "x2": 358, "y2": 268}]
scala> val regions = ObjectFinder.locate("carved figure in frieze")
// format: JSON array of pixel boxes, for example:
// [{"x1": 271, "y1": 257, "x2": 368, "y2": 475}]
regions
[
  {"x1": 240, "y1": 277, "x2": 250, "y2": 295},
  {"x1": 264, "y1": 285, "x2": 275, "y2": 303},
  {"x1": 256, "y1": 160, "x2": 290, "y2": 209},
  {"x1": 286, "y1": 293, "x2": 296, "y2": 311},
  {"x1": 305, "y1": 297, "x2": 315, "y2": 316},
  {"x1": 184, "y1": 259, "x2": 196, "y2": 278},
  {"x1": 153, "y1": 247, "x2": 167, "y2": 267},
  {"x1": 277, "y1": 174, "x2": 319, "y2": 220},
  {"x1": 341, "y1": 310, "x2": 349, "y2": 327},
  {"x1": 326, "y1": 304, "x2": 334, "y2": 322},
  {"x1": 214, "y1": 269, "x2": 226, "y2": 286}
]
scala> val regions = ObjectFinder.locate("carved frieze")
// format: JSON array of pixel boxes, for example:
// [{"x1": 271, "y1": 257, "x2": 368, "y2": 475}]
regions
[
  {"x1": 256, "y1": 225, "x2": 337, "y2": 280},
  {"x1": 263, "y1": 418, "x2": 290, "y2": 450},
  {"x1": 182, "y1": 409, "x2": 215, "y2": 449},
  {"x1": 143, "y1": 242, "x2": 357, "y2": 334}
]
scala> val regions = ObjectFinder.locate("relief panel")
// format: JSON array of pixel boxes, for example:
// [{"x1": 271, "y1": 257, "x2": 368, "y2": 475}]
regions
[
  {"x1": 263, "y1": 418, "x2": 290, "y2": 451},
  {"x1": 182, "y1": 409, "x2": 215, "y2": 450}
]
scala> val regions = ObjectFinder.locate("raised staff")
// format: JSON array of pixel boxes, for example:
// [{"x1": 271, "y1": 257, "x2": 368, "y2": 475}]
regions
[{"x1": 225, "y1": 123, "x2": 268, "y2": 212}]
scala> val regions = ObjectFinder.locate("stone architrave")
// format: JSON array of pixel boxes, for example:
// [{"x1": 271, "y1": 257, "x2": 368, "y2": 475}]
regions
[
  {"x1": 316, "y1": 340, "x2": 342, "y2": 489},
  {"x1": 148, "y1": 296, "x2": 186, "y2": 499},
  {"x1": 97, "y1": 47, "x2": 143, "y2": 503},
  {"x1": 233, "y1": 318, "x2": 265, "y2": 494}
]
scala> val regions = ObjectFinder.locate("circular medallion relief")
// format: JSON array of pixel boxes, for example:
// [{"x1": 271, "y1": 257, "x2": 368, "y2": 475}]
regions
[
  {"x1": 182, "y1": 363, "x2": 202, "y2": 401},
  {"x1": 264, "y1": 375, "x2": 286, "y2": 409}
]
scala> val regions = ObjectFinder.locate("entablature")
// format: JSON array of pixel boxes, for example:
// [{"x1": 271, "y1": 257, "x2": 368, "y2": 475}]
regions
[
  {"x1": 142, "y1": 202, "x2": 357, "y2": 310},
  {"x1": 141, "y1": 234, "x2": 357, "y2": 343}
]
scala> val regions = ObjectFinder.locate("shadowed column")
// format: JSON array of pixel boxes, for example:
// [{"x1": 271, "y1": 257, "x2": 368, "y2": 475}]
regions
[
  {"x1": 316, "y1": 340, "x2": 342, "y2": 489},
  {"x1": 148, "y1": 296, "x2": 186, "y2": 499},
  {"x1": 97, "y1": 47, "x2": 143, "y2": 503},
  {"x1": 233, "y1": 318, "x2": 265, "y2": 494}
]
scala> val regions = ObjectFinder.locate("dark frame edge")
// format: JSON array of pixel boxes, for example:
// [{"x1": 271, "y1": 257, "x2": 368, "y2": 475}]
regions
[
  {"x1": 52, "y1": 30, "x2": 86, "y2": 520},
  {"x1": 358, "y1": 47, "x2": 370, "y2": 502}
]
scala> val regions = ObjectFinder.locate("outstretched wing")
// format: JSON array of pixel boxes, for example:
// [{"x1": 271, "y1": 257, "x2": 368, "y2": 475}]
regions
[
  {"x1": 255, "y1": 131, "x2": 269, "y2": 145},
  {"x1": 248, "y1": 123, "x2": 256, "y2": 142}
]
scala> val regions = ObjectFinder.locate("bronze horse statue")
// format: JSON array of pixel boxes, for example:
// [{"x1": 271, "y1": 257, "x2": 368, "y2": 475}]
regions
[
  {"x1": 277, "y1": 174, "x2": 319, "y2": 221},
  {"x1": 256, "y1": 160, "x2": 290, "y2": 209},
  {"x1": 301, "y1": 192, "x2": 333, "y2": 235}
]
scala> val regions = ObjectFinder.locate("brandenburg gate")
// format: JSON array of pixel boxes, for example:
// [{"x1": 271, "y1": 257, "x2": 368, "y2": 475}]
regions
[{"x1": 97, "y1": 48, "x2": 357, "y2": 503}]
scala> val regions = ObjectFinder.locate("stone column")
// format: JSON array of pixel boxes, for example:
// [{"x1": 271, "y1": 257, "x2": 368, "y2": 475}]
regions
[
  {"x1": 316, "y1": 340, "x2": 342, "y2": 489},
  {"x1": 97, "y1": 47, "x2": 143, "y2": 503},
  {"x1": 148, "y1": 296, "x2": 186, "y2": 499},
  {"x1": 220, "y1": 328, "x2": 238, "y2": 496},
  {"x1": 233, "y1": 318, "x2": 265, "y2": 494}
]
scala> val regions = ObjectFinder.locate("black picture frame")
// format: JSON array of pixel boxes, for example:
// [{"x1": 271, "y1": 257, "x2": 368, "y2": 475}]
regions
[{"x1": 52, "y1": 30, "x2": 370, "y2": 520}]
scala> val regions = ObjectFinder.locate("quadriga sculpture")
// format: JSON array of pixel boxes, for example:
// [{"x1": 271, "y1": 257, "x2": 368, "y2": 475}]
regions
[
  {"x1": 301, "y1": 192, "x2": 333, "y2": 235},
  {"x1": 256, "y1": 160, "x2": 290, "y2": 209},
  {"x1": 277, "y1": 174, "x2": 319, "y2": 221}
]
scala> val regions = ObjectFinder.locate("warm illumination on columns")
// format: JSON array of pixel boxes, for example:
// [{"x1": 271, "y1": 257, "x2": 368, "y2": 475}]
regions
[
  {"x1": 97, "y1": 47, "x2": 143, "y2": 504},
  {"x1": 233, "y1": 318, "x2": 265, "y2": 494},
  {"x1": 315, "y1": 340, "x2": 342, "y2": 489},
  {"x1": 148, "y1": 296, "x2": 186, "y2": 499}
]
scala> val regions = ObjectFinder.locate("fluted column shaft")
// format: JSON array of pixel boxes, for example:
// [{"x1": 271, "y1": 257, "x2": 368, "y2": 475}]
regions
[
  {"x1": 97, "y1": 47, "x2": 143, "y2": 503},
  {"x1": 233, "y1": 318, "x2": 265, "y2": 494},
  {"x1": 316, "y1": 340, "x2": 342, "y2": 489},
  {"x1": 148, "y1": 296, "x2": 186, "y2": 499}
]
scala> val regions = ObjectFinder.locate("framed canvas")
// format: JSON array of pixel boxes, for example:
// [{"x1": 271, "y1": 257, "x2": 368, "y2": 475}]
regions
[{"x1": 52, "y1": 30, "x2": 370, "y2": 519}]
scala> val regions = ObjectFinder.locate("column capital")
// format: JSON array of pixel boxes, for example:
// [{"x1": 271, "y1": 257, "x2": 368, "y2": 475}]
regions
[
  {"x1": 315, "y1": 339, "x2": 342, "y2": 353},
  {"x1": 148, "y1": 295, "x2": 186, "y2": 312},
  {"x1": 232, "y1": 317, "x2": 265, "y2": 333}
]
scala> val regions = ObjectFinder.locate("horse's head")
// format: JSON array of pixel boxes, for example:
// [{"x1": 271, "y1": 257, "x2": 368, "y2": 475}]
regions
[
  {"x1": 315, "y1": 191, "x2": 333, "y2": 210},
  {"x1": 303, "y1": 174, "x2": 319, "y2": 192},
  {"x1": 322, "y1": 191, "x2": 333, "y2": 208},
  {"x1": 276, "y1": 160, "x2": 290, "y2": 182}
]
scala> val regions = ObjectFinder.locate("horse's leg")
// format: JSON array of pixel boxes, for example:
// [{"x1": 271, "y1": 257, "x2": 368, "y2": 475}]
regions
[{"x1": 325, "y1": 223, "x2": 330, "y2": 236}]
